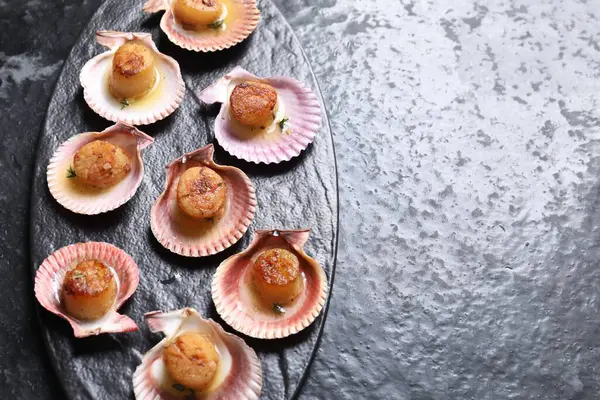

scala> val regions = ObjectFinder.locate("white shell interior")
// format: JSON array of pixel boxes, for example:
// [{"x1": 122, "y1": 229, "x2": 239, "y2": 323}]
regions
[
  {"x1": 81, "y1": 49, "x2": 182, "y2": 123},
  {"x1": 51, "y1": 134, "x2": 141, "y2": 203}
]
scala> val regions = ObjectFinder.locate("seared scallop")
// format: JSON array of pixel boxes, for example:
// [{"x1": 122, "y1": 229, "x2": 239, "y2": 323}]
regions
[
  {"x1": 109, "y1": 41, "x2": 157, "y2": 100},
  {"x1": 35, "y1": 242, "x2": 140, "y2": 337},
  {"x1": 212, "y1": 229, "x2": 328, "y2": 339},
  {"x1": 133, "y1": 308, "x2": 262, "y2": 399},
  {"x1": 61, "y1": 259, "x2": 118, "y2": 321},
  {"x1": 143, "y1": 0, "x2": 260, "y2": 53},
  {"x1": 173, "y1": 0, "x2": 224, "y2": 28},
  {"x1": 150, "y1": 144, "x2": 256, "y2": 257},
  {"x1": 229, "y1": 81, "x2": 278, "y2": 128},
  {"x1": 164, "y1": 331, "x2": 220, "y2": 391},
  {"x1": 199, "y1": 67, "x2": 321, "y2": 164},
  {"x1": 80, "y1": 31, "x2": 185, "y2": 125},
  {"x1": 72, "y1": 140, "x2": 132, "y2": 189},
  {"x1": 252, "y1": 248, "x2": 302, "y2": 305},
  {"x1": 176, "y1": 166, "x2": 227, "y2": 220}
]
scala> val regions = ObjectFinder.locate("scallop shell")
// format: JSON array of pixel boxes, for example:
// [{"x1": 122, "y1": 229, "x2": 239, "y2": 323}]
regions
[
  {"x1": 47, "y1": 122, "x2": 153, "y2": 215},
  {"x1": 80, "y1": 31, "x2": 185, "y2": 125},
  {"x1": 212, "y1": 229, "x2": 328, "y2": 339},
  {"x1": 34, "y1": 242, "x2": 139, "y2": 338},
  {"x1": 143, "y1": 0, "x2": 260, "y2": 52},
  {"x1": 199, "y1": 66, "x2": 321, "y2": 164},
  {"x1": 133, "y1": 308, "x2": 262, "y2": 399},
  {"x1": 150, "y1": 144, "x2": 256, "y2": 257}
]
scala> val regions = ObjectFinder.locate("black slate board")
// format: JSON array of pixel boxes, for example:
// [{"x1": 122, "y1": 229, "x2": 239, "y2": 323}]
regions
[{"x1": 29, "y1": 1, "x2": 338, "y2": 399}]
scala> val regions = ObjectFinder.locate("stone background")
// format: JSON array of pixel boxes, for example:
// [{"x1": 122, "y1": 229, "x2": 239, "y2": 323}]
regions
[{"x1": 2, "y1": 0, "x2": 600, "y2": 399}]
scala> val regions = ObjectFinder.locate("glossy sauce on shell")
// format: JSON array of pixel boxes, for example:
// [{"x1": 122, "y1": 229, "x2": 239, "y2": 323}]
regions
[
  {"x1": 164, "y1": 331, "x2": 220, "y2": 391},
  {"x1": 72, "y1": 140, "x2": 131, "y2": 189},
  {"x1": 109, "y1": 41, "x2": 157, "y2": 100},
  {"x1": 229, "y1": 81, "x2": 278, "y2": 128},
  {"x1": 61, "y1": 259, "x2": 117, "y2": 320},
  {"x1": 176, "y1": 166, "x2": 227, "y2": 220},
  {"x1": 252, "y1": 248, "x2": 302, "y2": 306}
]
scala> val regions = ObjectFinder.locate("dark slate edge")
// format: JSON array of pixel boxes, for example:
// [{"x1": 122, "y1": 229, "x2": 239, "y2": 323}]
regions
[
  {"x1": 266, "y1": 3, "x2": 340, "y2": 399},
  {"x1": 27, "y1": 1, "x2": 339, "y2": 399}
]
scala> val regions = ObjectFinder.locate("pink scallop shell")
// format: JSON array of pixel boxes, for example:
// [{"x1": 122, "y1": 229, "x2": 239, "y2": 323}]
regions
[
  {"x1": 80, "y1": 31, "x2": 186, "y2": 125},
  {"x1": 133, "y1": 308, "x2": 262, "y2": 400},
  {"x1": 34, "y1": 242, "x2": 140, "y2": 338},
  {"x1": 150, "y1": 144, "x2": 256, "y2": 257},
  {"x1": 47, "y1": 122, "x2": 153, "y2": 215},
  {"x1": 198, "y1": 66, "x2": 321, "y2": 164},
  {"x1": 211, "y1": 229, "x2": 328, "y2": 339},
  {"x1": 143, "y1": 0, "x2": 260, "y2": 52}
]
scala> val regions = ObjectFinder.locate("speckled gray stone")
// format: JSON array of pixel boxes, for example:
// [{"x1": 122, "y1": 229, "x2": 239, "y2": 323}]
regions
[{"x1": 2, "y1": 0, "x2": 600, "y2": 399}]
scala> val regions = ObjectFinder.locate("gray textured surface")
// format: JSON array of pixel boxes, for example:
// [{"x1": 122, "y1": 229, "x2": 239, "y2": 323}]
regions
[{"x1": 2, "y1": 0, "x2": 600, "y2": 399}]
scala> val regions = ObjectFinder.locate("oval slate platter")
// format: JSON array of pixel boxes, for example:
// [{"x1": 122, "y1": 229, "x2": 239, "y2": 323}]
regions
[{"x1": 29, "y1": 1, "x2": 338, "y2": 399}]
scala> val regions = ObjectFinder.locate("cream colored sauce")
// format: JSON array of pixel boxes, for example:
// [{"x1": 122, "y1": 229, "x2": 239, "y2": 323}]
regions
[
  {"x1": 57, "y1": 158, "x2": 112, "y2": 197},
  {"x1": 104, "y1": 64, "x2": 166, "y2": 110}
]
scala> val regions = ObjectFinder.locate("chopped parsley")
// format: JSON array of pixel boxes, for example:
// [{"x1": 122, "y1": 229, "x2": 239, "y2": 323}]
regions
[
  {"x1": 278, "y1": 117, "x2": 289, "y2": 130},
  {"x1": 71, "y1": 271, "x2": 85, "y2": 279},
  {"x1": 120, "y1": 99, "x2": 130, "y2": 110},
  {"x1": 208, "y1": 19, "x2": 224, "y2": 30},
  {"x1": 273, "y1": 303, "x2": 285, "y2": 314},
  {"x1": 66, "y1": 166, "x2": 77, "y2": 178}
]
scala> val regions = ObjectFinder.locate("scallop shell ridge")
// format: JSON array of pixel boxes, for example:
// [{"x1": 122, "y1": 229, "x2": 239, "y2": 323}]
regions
[
  {"x1": 80, "y1": 31, "x2": 185, "y2": 125},
  {"x1": 199, "y1": 66, "x2": 321, "y2": 164},
  {"x1": 150, "y1": 144, "x2": 256, "y2": 257},
  {"x1": 143, "y1": 0, "x2": 260, "y2": 52},
  {"x1": 212, "y1": 229, "x2": 328, "y2": 339},
  {"x1": 46, "y1": 122, "x2": 153, "y2": 215},
  {"x1": 34, "y1": 242, "x2": 139, "y2": 338},
  {"x1": 132, "y1": 308, "x2": 262, "y2": 399}
]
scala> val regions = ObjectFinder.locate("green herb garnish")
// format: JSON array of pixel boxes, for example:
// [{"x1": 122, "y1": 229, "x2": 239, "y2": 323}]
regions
[
  {"x1": 71, "y1": 271, "x2": 85, "y2": 279},
  {"x1": 273, "y1": 303, "x2": 285, "y2": 314},
  {"x1": 66, "y1": 166, "x2": 77, "y2": 178},
  {"x1": 278, "y1": 117, "x2": 289, "y2": 130},
  {"x1": 172, "y1": 383, "x2": 186, "y2": 392},
  {"x1": 208, "y1": 19, "x2": 224, "y2": 30},
  {"x1": 120, "y1": 99, "x2": 130, "y2": 110}
]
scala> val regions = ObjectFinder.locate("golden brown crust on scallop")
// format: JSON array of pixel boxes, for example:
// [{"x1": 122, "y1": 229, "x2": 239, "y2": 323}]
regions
[
  {"x1": 252, "y1": 248, "x2": 302, "y2": 306},
  {"x1": 253, "y1": 248, "x2": 300, "y2": 286},
  {"x1": 112, "y1": 42, "x2": 154, "y2": 77},
  {"x1": 63, "y1": 260, "x2": 114, "y2": 296},
  {"x1": 176, "y1": 166, "x2": 227, "y2": 220},
  {"x1": 62, "y1": 259, "x2": 118, "y2": 320},
  {"x1": 229, "y1": 81, "x2": 278, "y2": 128},
  {"x1": 164, "y1": 332, "x2": 220, "y2": 391},
  {"x1": 73, "y1": 140, "x2": 132, "y2": 189}
]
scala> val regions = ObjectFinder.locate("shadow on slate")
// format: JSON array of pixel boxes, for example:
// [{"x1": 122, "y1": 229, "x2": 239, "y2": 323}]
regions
[{"x1": 29, "y1": 0, "x2": 338, "y2": 400}]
